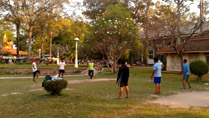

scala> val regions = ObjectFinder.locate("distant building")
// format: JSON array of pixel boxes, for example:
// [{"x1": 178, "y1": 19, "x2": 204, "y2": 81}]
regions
[{"x1": 157, "y1": 30, "x2": 209, "y2": 72}]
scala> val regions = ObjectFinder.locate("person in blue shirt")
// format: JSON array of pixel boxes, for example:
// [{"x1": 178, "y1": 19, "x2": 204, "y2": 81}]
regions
[
  {"x1": 182, "y1": 59, "x2": 191, "y2": 89},
  {"x1": 151, "y1": 57, "x2": 162, "y2": 95}
]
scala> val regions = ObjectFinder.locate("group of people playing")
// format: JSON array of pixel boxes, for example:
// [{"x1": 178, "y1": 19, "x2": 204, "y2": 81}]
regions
[
  {"x1": 116, "y1": 57, "x2": 192, "y2": 99},
  {"x1": 32, "y1": 58, "x2": 98, "y2": 82},
  {"x1": 32, "y1": 58, "x2": 66, "y2": 82},
  {"x1": 32, "y1": 57, "x2": 192, "y2": 99}
]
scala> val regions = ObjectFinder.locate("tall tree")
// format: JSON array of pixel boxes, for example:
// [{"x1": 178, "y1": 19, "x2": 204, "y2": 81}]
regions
[
  {"x1": 23, "y1": 0, "x2": 69, "y2": 61},
  {"x1": 0, "y1": 0, "x2": 25, "y2": 57},
  {"x1": 90, "y1": 4, "x2": 139, "y2": 73}
]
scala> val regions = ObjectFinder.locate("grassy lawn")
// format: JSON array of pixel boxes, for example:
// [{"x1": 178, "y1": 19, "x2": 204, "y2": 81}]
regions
[{"x1": 0, "y1": 67, "x2": 209, "y2": 118}]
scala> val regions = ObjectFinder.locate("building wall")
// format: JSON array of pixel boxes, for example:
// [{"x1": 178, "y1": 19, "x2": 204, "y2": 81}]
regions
[{"x1": 166, "y1": 53, "x2": 207, "y2": 72}]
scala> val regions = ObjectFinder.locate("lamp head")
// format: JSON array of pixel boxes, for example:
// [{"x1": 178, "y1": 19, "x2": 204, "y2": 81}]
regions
[{"x1": 74, "y1": 37, "x2": 79, "y2": 41}]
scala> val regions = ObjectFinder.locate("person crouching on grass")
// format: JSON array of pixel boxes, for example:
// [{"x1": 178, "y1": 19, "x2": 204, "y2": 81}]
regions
[
  {"x1": 151, "y1": 57, "x2": 162, "y2": 95},
  {"x1": 116, "y1": 60, "x2": 129, "y2": 99},
  {"x1": 32, "y1": 58, "x2": 40, "y2": 82},
  {"x1": 58, "y1": 58, "x2": 66, "y2": 78}
]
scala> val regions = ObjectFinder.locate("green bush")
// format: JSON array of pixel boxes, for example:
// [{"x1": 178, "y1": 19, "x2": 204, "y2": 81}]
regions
[
  {"x1": 43, "y1": 80, "x2": 68, "y2": 95},
  {"x1": 190, "y1": 60, "x2": 209, "y2": 81}
]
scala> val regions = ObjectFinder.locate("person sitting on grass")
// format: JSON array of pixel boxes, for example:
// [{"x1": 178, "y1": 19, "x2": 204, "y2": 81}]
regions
[
  {"x1": 116, "y1": 60, "x2": 129, "y2": 99},
  {"x1": 151, "y1": 57, "x2": 162, "y2": 95},
  {"x1": 182, "y1": 59, "x2": 191, "y2": 90},
  {"x1": 32, "y1": 58, "x2": 40, "y2": 82},
  {"x1": 58, "y1": 58, "x2": 66, "y2": 78}
]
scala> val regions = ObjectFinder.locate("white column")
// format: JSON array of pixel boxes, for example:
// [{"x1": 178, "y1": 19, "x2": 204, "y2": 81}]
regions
[
  {"x1": 74, "y1": 37, "x2": 79, "y2": 68},
  {"x1": 75, "y1": 41, "x2": 78, "y2": 68}
]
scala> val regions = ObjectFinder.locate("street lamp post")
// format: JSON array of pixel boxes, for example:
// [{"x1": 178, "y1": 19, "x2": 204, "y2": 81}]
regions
[{"x1": 74, "y1": 37, "x2": 79, "y2": 68}]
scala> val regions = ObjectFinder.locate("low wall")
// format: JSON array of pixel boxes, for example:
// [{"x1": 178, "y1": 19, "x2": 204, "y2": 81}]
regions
[{"x1": 0, "y1": 68, "x2": 85, "y2": 75}]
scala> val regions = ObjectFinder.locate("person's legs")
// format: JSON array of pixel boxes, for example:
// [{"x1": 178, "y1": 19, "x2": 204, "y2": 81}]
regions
[
  {"x1": 33, "y1": 72, "x2": 36, "y2": 82},
  {"x1": 155, "y1": 84, "x2": 158, "y2": 94},
  {"x1": 154, "y1": 77, "x2": 159, "y2": 94},
  {"x1": 61, "y1": 73, "x2": 64, "y2": 78},
  {"x1": 125, "y1": 86, "x2": 129, "y2": 98},
  {"x1": 158, "y1": 83, "x2": 161, "y2": 94},
  {"x1": 88, "y1": 70, "x2": 91, "y2": 79},
  {"x1": 91, "y1": 70, "x2": 94, "y2": 79},
  {"x1": 62, "y1": 70, "x2": 64, "y2": 78},
  {"x1": 36, "y1": 70, "x2": 40, "y2": 78},
  {"x1": 182, "y1": 80, "x2": 186, "y2": 89},
  {"x1": 182, "y1": 75, "x2": 187, "y2": 89},
  {"x1": 58, "y1": 70, "x2": 61, "y2": 77},
  {"x1": 119, "y1": 87, "x2": 123, "y2": 98},
  {"x1": 186, "y1": 76, "x2": 191, "y2": 88}
]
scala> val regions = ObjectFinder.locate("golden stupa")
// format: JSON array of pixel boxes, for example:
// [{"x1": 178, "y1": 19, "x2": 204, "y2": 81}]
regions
[
  {"x1": 1, "y1": 33, "x2": 27, "y2": 56},
  {"x1": 3, "y1": 34, "x2": 13, "y2": 49}
]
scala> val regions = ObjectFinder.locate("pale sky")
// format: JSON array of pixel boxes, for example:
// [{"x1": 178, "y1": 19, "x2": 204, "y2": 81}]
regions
[{"x1": 66, "y1": 0, "x2": 200, "y2": 19}]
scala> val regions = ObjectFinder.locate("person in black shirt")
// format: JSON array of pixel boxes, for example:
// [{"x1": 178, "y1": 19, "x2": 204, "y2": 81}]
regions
[{"x1": 116, "y1": 60, "x2": 129, "y2": 99}]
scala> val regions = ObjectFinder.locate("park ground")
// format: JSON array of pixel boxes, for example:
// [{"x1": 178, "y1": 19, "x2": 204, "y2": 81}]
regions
[{"x1": 0, "y1": 66, "x2": 209, "y2": 118}]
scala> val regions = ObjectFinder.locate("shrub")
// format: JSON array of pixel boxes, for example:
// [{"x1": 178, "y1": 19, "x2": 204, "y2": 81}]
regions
[
  {"x1": 190, "y1": 60, "x2": 209, "y2": 81},
  {"x1": 43, "y1": 80, "x2": 68, "y2": 95}
]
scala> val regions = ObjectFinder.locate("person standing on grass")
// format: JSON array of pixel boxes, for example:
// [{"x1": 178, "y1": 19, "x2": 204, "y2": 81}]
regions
[
  {"x1": 116, "y1": 60, "x2": 129, "y2": 99},
  {"x1": 32, "y1": 58, "x2": 40, "y2": 82},
  {"x1": 58, "y1": 58, "x2": 66, "y2": 78},
  {"x1": 182, "y1": 59, "x2": 191, "y2": 90},
  {"x1": 151, "y1": 57, "x2": 162, "y2": 95},
  {"x1": 88, "y1": 60, "x2": 95, "y2": 79}
]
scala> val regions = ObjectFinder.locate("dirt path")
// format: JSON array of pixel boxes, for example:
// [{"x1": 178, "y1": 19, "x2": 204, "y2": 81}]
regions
[
  {"x1": 148, "y1": 91, "x2": 209, "y2": 108},
  {"x1": 0, "y1": 69, "x2": 97, "y2": 79}
]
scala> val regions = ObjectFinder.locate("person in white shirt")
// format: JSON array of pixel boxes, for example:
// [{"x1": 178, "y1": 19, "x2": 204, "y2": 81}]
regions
[
  {"x1": 58, "y1": 58, "x2": 66, "y2": 78},
  {"x1": 32, "y1": 58, "x2": 40, "y2": 82}
]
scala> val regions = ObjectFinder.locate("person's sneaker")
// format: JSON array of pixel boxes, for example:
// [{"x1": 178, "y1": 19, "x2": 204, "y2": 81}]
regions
[
  {"x1": 181, "y1": 88, "x2": 186, "y2": 90},
  {"x1": 33, "y1": 80, "x2": 37, "y2": 82},
  {"x1": 189, "y1": 87, "x2": 192, "y2": 89},
  {"x1": 36, "y1": 76, "x2": 39, "y2": 79}
]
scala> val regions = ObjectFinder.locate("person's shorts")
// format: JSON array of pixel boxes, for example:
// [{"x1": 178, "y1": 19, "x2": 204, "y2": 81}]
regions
[
  {"x1": 119, "y1": 81, "x2": 128, "y2": 87},
  {"x1": 33, "y1": 70, "x2": 40, "y2": 77},
  {"x1": 154, "y1": 77, "x2": 161, "y2": 84},
  {"x1": 183, "y1": 75, "x2": 190, "y2": 81},
  {"x1": 59, "y1": 70, "x2": 65, "y2": 73}
]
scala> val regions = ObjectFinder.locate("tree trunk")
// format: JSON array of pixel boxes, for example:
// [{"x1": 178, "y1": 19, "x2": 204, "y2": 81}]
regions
[
  {"x1": 200, "y1": 0, "x2": 204, "y2": 32},
  {"x1": 16, "y1": 24, "x2": 20, "y2": 58},
  {"x1": 179, "y1": 53, "x2": 184, "y2": 73},
  {"x1": 198, "y1": 75, "x2": 202, "y2": 81},
  {"x1": 177, "y1": 0, "x2": 181, "y2": 44},
  {"x1": 27, "y1": 25, "x2": 33, "y2": 62},
  {"x1": 130, "y1": 56, "x2": 133, "y2": 66},
  {"x1": 143, "y1": 0, "x2": 151, "y2": 65},
  {"x1": 112, "y1": 60, "x2": 118, "y2": 73},
  {"x1": 49, "y1": 31, "x2": 53, "y2": 61},
  {"x1": 41, "y1": 30, "x2": 44, "y2": 61}
]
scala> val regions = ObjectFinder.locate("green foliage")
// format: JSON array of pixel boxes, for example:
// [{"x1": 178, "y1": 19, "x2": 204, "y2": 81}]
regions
[
  {"x1": 190, "y1": 60, "x2": 209, "y2": 81},
  {"x1": 87, "y1": 3, "x2": 140, "y2": 72},
  {"x1": 43, "y1": 80, "x2": 68, "y2": 95}
]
